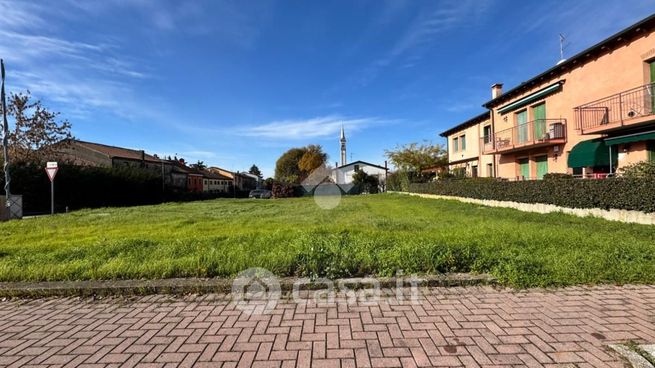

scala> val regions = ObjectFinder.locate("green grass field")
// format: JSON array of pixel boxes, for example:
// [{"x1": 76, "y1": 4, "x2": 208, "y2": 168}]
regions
[{"x1": 1, "y1": 194, "x2": 654, "y2": 287}]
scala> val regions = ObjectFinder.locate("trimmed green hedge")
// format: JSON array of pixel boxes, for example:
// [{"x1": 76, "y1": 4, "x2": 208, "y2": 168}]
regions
[
  {"x1": 408, "y1": 177, "x2": 655, "y2": 213},
  {"x1": 1, "y1": 163, "x2": 238, "y2": 215}
]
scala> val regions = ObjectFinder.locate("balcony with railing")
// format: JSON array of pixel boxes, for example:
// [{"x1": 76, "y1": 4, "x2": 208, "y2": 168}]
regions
[
  {"x1": 574, "y1": 82, "x2": 655, "y2": 134},
  {"x1": 481, "y1": 119, "x2": 567, "y2": 154}
]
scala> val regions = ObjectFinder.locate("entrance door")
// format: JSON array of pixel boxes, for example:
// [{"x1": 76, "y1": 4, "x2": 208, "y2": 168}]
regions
[
  {"x1": 532, "y1": 103, "x2": 546, "y2": 140},
  {"x1": 517, "y1": 110, "x2": 528, "y2": 144},
  {"x1": 518, "y1": 158, "x2": 530, "y2": 180},
  {"x1": 536, "y1": 155, "x2": 548, "y2": 179}
]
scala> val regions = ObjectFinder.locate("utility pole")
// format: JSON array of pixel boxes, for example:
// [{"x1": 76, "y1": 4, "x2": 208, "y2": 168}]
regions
[{"x1": 1, "y1": 59, "x2": 11, "y2": 209}]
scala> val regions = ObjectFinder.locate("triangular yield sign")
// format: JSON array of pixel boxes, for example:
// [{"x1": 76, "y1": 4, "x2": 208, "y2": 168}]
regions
[{"x1": 45, "y1": 167, "x2": 58, "y2": 182}]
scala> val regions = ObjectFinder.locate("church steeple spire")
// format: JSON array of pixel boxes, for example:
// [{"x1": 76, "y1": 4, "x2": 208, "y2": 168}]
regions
[{"x1": 340, "y1": 125, "x2": 346, "y2": 166}]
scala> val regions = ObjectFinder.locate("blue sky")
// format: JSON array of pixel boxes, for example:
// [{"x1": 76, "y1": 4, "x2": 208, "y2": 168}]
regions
[{"x1": 2, "y1": 0, "x2": 655, "y2": 176}]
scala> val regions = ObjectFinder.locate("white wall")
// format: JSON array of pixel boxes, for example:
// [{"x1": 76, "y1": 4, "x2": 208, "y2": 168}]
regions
[{"x1": 333, "y1": 164, "x2": 387, "y2": 185}]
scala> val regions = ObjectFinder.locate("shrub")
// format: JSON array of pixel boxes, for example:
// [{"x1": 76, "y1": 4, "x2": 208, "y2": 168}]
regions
[
  {"x1": 1, "y1": 162, "x2": 239, "y2": 214},
  {"x1": 620, "y1": 161, "x2": 655, "y2": 179},
  {"x1": 2, "y1": 162, "x2": 164, "y2": 214},
  {"x1": 352, "y1": 170, "x2": 380, "y2": 194},
  {"x1": 408, "y1": 177, "x2": 655, "y2": 213},
  {"x1": 543, "y1": 173, "x2": 574, "y2": 180},
  {"x1": 271, "y1": 181, "x2": 299, "y2": 198},
  {"x1": 387, "y1": 170, "x2": 433, "y2": 191}
]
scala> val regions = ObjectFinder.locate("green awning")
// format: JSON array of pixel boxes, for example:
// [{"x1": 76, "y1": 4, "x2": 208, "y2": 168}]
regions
[
  {"x1": 605, "y1": 131, "x2": 655, "y2": 146},
  {"x1": 498, "y1": 82, "x2": 563, "y2": 114},
  {"x1": 567, "y1": 139, "x2": 610, "y2": 168}
]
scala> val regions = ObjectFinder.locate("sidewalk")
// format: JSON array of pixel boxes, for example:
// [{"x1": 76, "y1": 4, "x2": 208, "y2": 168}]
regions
[{"x1": 1, "y1": 285, "x2": 654, "y2": 367}]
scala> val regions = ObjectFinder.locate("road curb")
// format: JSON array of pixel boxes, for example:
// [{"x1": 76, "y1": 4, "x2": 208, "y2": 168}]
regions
[{"x1": 0, "y1": 273, "x2": 496, "y2": 299}]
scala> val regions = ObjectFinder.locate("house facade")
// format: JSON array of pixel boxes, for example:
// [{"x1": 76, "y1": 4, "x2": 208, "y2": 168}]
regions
[
  {"x1": 202, "y1": 171, "x2": 232, "y2": 193},
  {"x1": 208, "y1": 167, "x2": 258, "y2": 192},
  {"x1": 58, "y1": 140, "x2": 188, "y2": 191},
  {"x1": 332, "y1": 160, "x2": 388, "y2": 185},
  {"x1": 439, "y1": 112, "x2": 494, "y2": 177},
  {"x1": 442, "y1": 14, "x2": 655, "y2": 179}
]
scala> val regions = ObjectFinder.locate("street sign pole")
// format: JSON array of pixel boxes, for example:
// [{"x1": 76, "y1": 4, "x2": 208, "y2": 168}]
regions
[
  {"x1": 50, "y1": 179, "x2": 54, "y2": 215},
  {"x1": 45, "y1": 162, "x2": 58, "y2": 215}
]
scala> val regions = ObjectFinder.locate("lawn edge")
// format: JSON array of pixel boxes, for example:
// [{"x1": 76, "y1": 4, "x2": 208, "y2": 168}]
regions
[{"x1": 0, "y1": 273, "x2": 496, "y2": 298}]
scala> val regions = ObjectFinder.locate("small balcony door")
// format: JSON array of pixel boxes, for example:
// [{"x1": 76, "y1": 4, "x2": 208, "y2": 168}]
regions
[
  {"x1": 518, "y1": 158, "x2": 529, "y2": 179},
  {"x1": 536, "y1": 155, "x2": 548, "y2": 179},
  {"x1": 517, "y1": 110, "x2": 528, "y2": 144},
  {"x1": 532, "y1": 103, "x2": 546, "y2": 140}
]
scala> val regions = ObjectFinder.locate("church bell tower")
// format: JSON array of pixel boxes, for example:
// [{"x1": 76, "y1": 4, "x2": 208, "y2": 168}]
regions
[{"x1": 340, "y1": 125, "x2": 346, "y2": 166}]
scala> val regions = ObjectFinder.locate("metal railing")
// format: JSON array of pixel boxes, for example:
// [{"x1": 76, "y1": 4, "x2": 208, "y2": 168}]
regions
[
  {"x1": 574, "y1": 82, "x2": 655, "y2": 132},
  {"x1": 481, "y1": 118, "x2": 566, "y2": 154}
]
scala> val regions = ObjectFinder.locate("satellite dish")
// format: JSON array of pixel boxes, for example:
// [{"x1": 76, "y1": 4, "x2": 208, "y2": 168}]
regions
[{"x1": 556, "y1": 58, "x2": 567, "y2": 65}]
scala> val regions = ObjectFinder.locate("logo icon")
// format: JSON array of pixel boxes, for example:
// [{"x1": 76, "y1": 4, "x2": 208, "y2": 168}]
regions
[
  {"x1": 232, "y1": 267, "x2": 281, "y2": 315},
  {"x1": 301, "y1": 165, "x2": 353, "y2": 210}
]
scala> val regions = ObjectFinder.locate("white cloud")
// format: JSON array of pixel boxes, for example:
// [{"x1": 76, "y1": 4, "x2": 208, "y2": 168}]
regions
[
  {"x1": 0, "y1": 0, "x2": 155, "y2": 123},
  {"x1": 238, "y1": 115, "x2": 392, "y2": 140}
]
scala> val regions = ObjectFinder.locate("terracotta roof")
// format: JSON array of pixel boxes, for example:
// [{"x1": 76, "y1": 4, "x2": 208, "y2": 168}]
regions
[
  {"x1": 202, "y1": 170, "x2": 232, "y2": 180},
  {"x1": 73, "y1": 140, "x2": 161, "y2": 163}
]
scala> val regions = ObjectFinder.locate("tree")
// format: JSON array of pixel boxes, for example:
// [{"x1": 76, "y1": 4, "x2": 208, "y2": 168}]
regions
[
  {"x1": 274, "y1": 145, "x2": 328, "y2": 183},
  {"x1": 352, "y1": 169, "x2": 379, "y2": 194},
  {"x1": 5, "y1": 91, "x2": 73, "y2": 163},
  {"x1": 191, "y1": 160, "x2": 206, "y2": 170},
  {"x1": 248, "y1": 164, "x2": 263, "y2": 179},
  {"x1": 275, "y1": 147, "x2": 306, "y2": 183},
  {"x1": 384, "y1": 141, "x2": 447, "y2": 172},
  {"x1": 298, "y1": 144, "x2": 327, "y2": 173}
]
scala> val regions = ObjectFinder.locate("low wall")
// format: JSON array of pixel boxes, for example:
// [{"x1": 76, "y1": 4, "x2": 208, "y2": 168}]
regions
[{"x1": 390, "y1": 191, "x2": 655, "y2": 225}]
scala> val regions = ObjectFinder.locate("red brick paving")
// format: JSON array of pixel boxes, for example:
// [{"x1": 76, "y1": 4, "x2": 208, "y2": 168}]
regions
[{"x1": 0, "y1": 285, "x2": 654, "y2": 367}]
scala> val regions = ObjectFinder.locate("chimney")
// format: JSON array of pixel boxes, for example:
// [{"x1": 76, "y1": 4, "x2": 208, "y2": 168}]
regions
[{"x1": 491, "y1": 83, "x2": 503, "y2": 99}]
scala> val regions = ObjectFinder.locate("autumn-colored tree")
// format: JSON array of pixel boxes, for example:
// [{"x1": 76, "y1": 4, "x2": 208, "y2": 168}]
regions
[
  {"x1": 384, "y1": 141, "x2": 447, "y2": 172},
  {"x1": 274, "y1": 145, "x2": 328, "y2": 183},
  {"x1": 274, "y1": 147, "x2": 306, "y2": 183},
  {"x1": 5, "y1": 91, "x2": 73, "y2": 163},
  {"x1": 298, "y1": 144, "x2": 327, "y2": 173}
]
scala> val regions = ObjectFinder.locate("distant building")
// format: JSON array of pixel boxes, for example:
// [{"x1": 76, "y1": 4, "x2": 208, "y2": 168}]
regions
[
  {"x1": 330, "y1": 127, "x2": 388, "y2": 187},
  {"x1": 202, "y1": 171, "x2": 232, "y2": 193},
  {"x1": 187, "y1": 170, "x2": 204, "y2": 193},
  {"x1": 439, "y1": 112, "x2": 494, "y2": 178},
  {"x1": 332, "y1": 160, "x2": 388, "y2": 186},
  {"x1": 208, "y1": 167, "x2": 259, "y2": 192},
  {"x1": 57, "y1": 139, "x2": 187, "y2": 191}
]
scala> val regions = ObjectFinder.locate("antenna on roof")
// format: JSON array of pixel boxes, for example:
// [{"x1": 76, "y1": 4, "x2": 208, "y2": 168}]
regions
[{"x1": 557, "y1": 33, "x2": 569, "y2": 65}]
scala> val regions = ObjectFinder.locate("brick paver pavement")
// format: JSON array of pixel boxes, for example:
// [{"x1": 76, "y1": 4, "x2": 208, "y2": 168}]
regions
[{"x1": 0, "y1": 285, "x2": 654, "y2": 367}]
